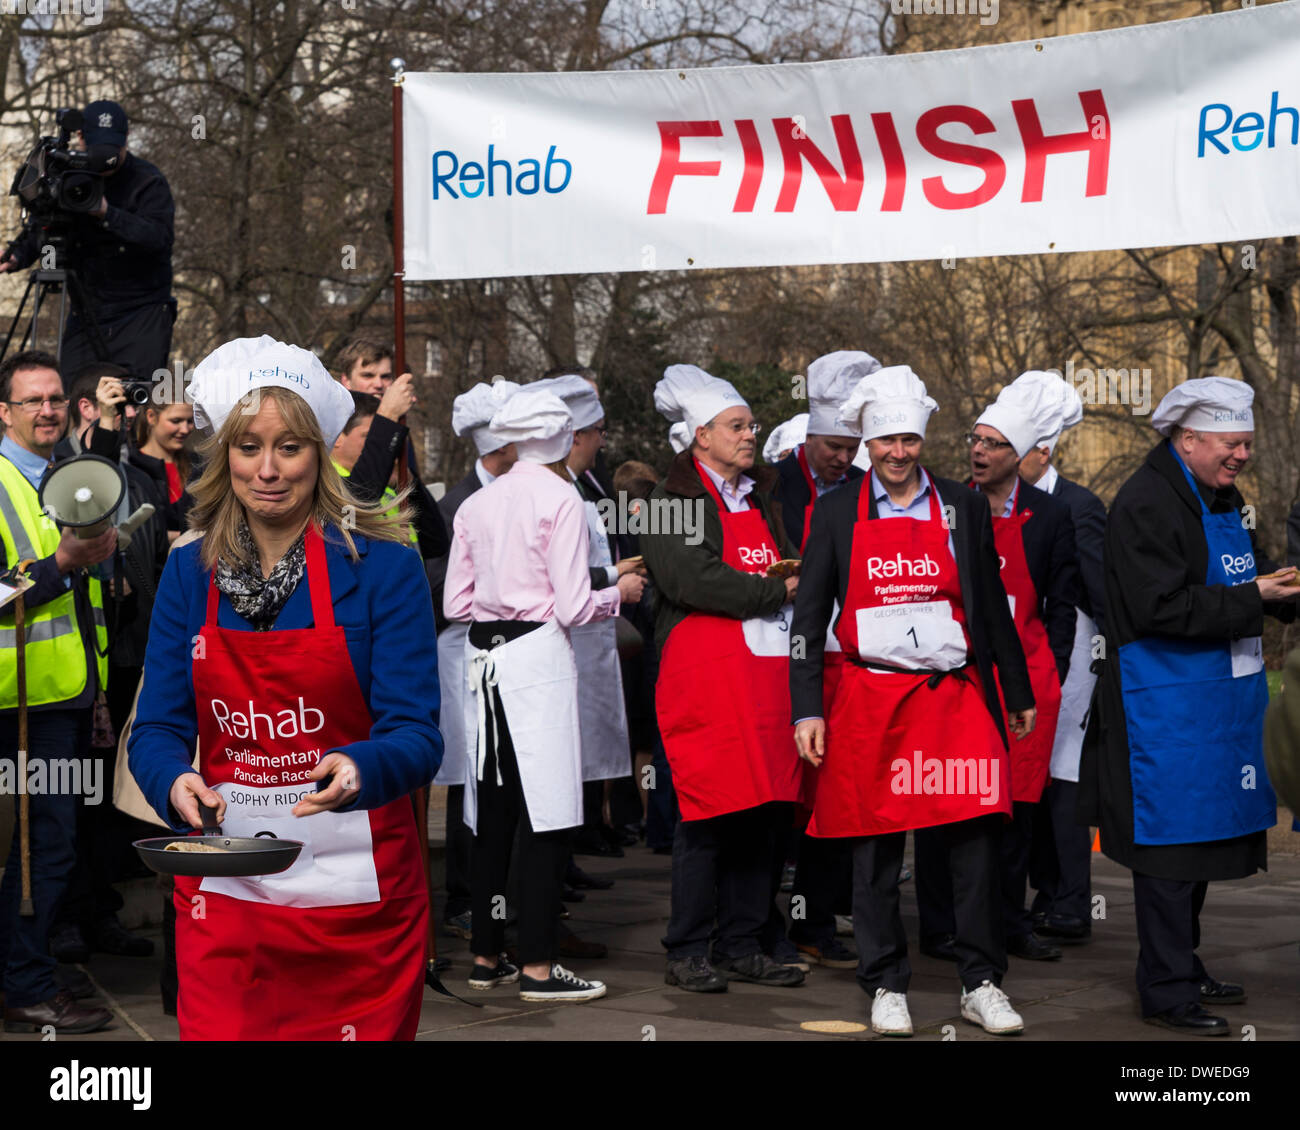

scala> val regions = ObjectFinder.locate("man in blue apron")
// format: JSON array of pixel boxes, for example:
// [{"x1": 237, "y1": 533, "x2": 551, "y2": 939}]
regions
[{"x1": 1080, "y1": 377, "x2": 1297, "y2": 1035}]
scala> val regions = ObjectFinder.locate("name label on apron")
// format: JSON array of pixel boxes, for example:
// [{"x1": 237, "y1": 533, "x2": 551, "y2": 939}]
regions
[{"x1": 855, "y1": 599, "x2": 966, "y2": 670}]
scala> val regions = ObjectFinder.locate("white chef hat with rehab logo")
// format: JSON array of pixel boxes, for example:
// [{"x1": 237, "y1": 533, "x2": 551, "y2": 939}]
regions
[
  {"x1": 839, "y1": 365, "x2": 938, "y2": 441},
  {"x1": 668, "y1": 422, "x2": 691, "y2": 454},
  {"x1": 452, "y1": 379, "x2": 522, "y2": 455},
  {"x1": 977, "y1": 370, "x2": 1085, "y2": 459},
  {"x1": 488, "y1": 388, "x2": 574, "y2": 464},
  {"x1": 807, "y1": 351, "x2": 881, "y2": 437},
  {"x1": 654, "y1": 364, "x2": 748, "y2": 437},
  {"x1": 1151, "y1": 376, "x2": 1254, "y2": 438},
  {"x1": 188, "y1": 335, "x2": 356, "y2": 448}
]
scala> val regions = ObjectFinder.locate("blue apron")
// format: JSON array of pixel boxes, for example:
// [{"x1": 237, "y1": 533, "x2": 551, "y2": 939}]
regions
[{"x1": 1117, "y1": 447, "x2": 1276, "y2": 846}]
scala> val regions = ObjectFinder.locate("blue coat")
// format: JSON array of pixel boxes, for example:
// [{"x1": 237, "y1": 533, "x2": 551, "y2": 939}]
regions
[{"x1": 128, "y1": 528, "x2": 443, "y2": 830}]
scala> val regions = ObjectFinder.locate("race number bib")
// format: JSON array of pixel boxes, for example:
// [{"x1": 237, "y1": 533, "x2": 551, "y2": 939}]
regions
[
  {"x1": 1230, "y1": 635, "x2": 1263, "y2": 679},
  {"x1": 200, "y1": 783, "x2": 379, "y2": 909},
  {"x1": 855, "y1": 600, "x2": 968, "y2": 670},
  {"x1": 742, "y1": 603, "x2": 794, "y2": 658}
]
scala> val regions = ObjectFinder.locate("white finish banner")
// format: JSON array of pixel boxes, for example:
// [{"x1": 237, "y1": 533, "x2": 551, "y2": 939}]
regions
[{"x1": 401, "y1": 4, "x2": 1300, "y2": 281}]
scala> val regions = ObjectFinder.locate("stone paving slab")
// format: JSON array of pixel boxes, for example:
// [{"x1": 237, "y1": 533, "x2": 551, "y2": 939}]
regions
[{"x1": 3, "y1": 841, "x2": 1296, "y2": 1043}]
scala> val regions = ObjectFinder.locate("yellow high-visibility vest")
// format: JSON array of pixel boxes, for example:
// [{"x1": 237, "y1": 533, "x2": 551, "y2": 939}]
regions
[
  {"x1": 0, "y1": 454, "x2": 108, "y2": 708},
  {"x1": 332, "y1": 460, "x2": 417, "y2": 546}
]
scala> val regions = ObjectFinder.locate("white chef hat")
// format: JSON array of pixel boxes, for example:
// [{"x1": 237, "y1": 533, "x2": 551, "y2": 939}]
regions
[
  {"x1": 488, "y1": 388, "x2": 573, "y2": 464},
  {"x1": 529, "y1": 373, "x2": 604, "y2": 431},
  {"x1": 655, "y1": 364, "x2": 748, "y2": 436},
  {"x1": 1151, "y1": 376, "x2": 1254, "y2": 438},
  {"x1": 762, "y1": 413, "x2": 810, "y2": 463},
  {"x1": 452, "y1": 379, "x2": 522, "y2": 455},
  {"x1": 977, "y1": 370, "x2": 1085, "y2": 459},
  {"x1": 807, "y1": 351, "x2": 881, "y2": 437},
  {"x1": 839, "y1": 365, "x2": 938, "y2": 441},
  {"x1": 668, "y1": 421, "x2": 691, "y2": 454},
  {"x1": 188, "y1": 335, "x2": 355, "y2": 448}
]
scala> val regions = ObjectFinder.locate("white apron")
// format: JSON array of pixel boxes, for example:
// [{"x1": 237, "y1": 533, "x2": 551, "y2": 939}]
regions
[
  {"x1": 569, "y1": 497, "x2": 632, "y2": 781},
  {"x1": 433, "y1": 621, "x2": 470, "y2": 786},
  {"x1": 1049, "y1": 607, "x2": 1099, "y2": 783},
  {"x1": 463, "y1": 620, "x2": 583, "y2": 834}
]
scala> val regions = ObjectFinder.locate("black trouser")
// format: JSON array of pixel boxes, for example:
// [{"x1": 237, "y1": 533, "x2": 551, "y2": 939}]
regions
[
  {"x1": 444, "y1": 784, "x2": 472, "y2": 920},
  {"x1": 468, "y1": 623, "x2": 571, "y2": 966},
  {"x1": 663, "y1": 803, "x2": 777, "y2": 961},
  {"x1": 0, "y1": 709, "x2": 89, "y2": 1007},
  {"x1": 61, "y1": 299, "x2": 175, "y2": 382},
  {"x1": 1133, "y1": 872, "x2": 1211, "y2": 1016},
  {"x1": 759, "y1": 802, "x2": 794, "y2": 954},
  {"x1": 916, "y1": 801, "x2": 1036, "y2": 943},
  {"x1": 789, "y1": 831, "x2": 852, "y2": 948},
  {"x1": 1029, "y1": 779, "x2": 1092, "y2": 924},
  {"x1": 55, "y1": 664, "x2": 140, "y2": 933},
  {"x1": 857, "y1": 816, "x2": 1004, "y2": 994}
]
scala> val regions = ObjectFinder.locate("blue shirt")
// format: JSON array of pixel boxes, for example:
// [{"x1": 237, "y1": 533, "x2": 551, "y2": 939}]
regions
[{"x1": 869, "y1": 468, "x2": 957, "y2": 561}]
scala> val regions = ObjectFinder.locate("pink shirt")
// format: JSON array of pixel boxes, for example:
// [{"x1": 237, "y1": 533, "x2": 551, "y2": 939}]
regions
[{"x1": 444, "y1": 460, "x2": 621, "y2": 626}]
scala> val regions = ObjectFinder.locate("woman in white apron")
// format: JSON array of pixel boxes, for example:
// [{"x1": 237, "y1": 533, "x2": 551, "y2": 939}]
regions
[{"x1": 443, "y1": 388, "x2": 642, "y2": 1002}]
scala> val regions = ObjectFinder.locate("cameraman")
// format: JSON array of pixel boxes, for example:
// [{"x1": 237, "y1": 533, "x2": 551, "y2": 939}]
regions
[{"x1": 1, "y1": 100, "x2": 175, "y2": 382}]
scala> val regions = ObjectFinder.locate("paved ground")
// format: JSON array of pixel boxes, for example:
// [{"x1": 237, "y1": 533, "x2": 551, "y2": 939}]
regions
[{"x1": 6, "y1": 832, "x2": 1297, "y2": 1043}]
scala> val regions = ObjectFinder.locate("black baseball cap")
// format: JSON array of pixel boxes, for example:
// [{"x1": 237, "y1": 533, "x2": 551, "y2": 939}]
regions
[{"x1": 81, "y1": 100, "x2": 128, "y2": 147}]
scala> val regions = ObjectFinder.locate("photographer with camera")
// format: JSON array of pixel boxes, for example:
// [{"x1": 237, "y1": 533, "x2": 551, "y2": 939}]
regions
[{"x1": 1, "y1": 100, "x2": 175, "y2": 382}]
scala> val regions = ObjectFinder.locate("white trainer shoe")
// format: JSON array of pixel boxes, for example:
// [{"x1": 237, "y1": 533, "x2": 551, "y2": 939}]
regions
[
  {"x1": 870, "y1": 987, "x2": 913, "y2": 1036},
  {"x1": 960, "y1": 980, "x2": 1024, "y2": 1035}
]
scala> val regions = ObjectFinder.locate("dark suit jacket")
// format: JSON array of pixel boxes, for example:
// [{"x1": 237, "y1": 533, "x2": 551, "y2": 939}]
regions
[
  {"x1": 773, "y1": 448, "x2": 865, "y2": 552},
  {"x1": 348, "y1": 414, "x2": 450, "y2": 563},
  {"x1": 574, "y1": 468, "x2": 619, "y2": 592},
  {"x1": 1008, "y1": 479, "x2": 1080, "y2": 681},
  {"x1": 789, "y1": 470, "x2": 1032, "y2": 745},
  {"x1": 1049, "y1": 472, "x2": 1108, "y2": 635},
  {"x1": 428, "y1": 468, "x2": 480, "y2": 631}
]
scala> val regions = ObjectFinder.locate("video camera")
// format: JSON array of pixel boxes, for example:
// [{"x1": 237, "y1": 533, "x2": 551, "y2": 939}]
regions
[{"x1": 8, "y1": 108, "x2": 121, "y2": 221}]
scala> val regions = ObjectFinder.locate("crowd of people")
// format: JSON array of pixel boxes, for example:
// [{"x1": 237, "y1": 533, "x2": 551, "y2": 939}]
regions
[{"x1": 1, "y1": 324, "x2": 1296, "y2": 1039}]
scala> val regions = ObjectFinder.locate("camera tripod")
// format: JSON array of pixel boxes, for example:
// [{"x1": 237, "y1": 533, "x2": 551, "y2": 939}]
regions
[{"x1": 0, "y1": 234, "x2": 109, "y2": 367}]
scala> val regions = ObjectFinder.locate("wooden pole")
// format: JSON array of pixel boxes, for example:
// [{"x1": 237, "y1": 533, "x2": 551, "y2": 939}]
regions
[
  {"x1": 15, "y1": 568, "x2": 33, "y2": 917},
  {"x1": 391, "y1": 63, "x2": 411, "y2": 491}
]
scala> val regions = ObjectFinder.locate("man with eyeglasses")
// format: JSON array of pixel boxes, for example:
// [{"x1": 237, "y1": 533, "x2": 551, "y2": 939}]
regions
[
  {"x1": 643, "y1": 364, "x2": 805, "y2": 993},
  {"x1": 0, "y1": 350, "x2": 115, "y2": 1034},
  {"x1": 913, "y1": 376, "x2": 1080, "y2": 969}
]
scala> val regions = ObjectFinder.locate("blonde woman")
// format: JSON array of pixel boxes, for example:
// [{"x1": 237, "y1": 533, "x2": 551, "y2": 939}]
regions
[{"x1": 128, "y1": 337, "x2": 442, "y2": 1040}]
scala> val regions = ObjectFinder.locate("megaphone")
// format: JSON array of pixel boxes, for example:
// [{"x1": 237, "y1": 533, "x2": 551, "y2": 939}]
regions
[{"x1": 38, "y1": 454, "x2": 126, "y2": 539}]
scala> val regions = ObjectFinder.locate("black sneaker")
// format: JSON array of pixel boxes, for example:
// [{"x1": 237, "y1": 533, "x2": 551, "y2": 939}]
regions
[
  {"x1": 518, "y1": 963, "x2": 606, "y2": 1002},
  {"x1": 717, "y1": 952, "x2": 805, "y2": 987},
  {"x1": 49, "y1": 923, "x2": 91, "y2": 964},
  {"x1": 467, "y1": 956, "x2": 519, "y2": 990},
  {"x1": 90, "y1": 915, "x2": 155, "y2": 958},
  {"x1": 665, "y1": 956, "x2": 727, "y2": 993}
]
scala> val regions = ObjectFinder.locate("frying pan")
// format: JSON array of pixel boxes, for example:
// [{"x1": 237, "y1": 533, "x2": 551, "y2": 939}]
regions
[{"x1": 134, "y1": 802, "x2": 304, "y2": 878}]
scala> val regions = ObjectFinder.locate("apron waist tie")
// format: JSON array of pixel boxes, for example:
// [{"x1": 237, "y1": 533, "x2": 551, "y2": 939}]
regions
[
  {"x1": 469, "y1": 649, "x2": 503, "y2": 787},
  {"x1": 848, "y1": 656, "x2": 972, "y2": 690}
]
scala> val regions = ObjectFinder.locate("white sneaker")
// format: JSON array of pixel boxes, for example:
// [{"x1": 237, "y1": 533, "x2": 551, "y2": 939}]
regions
[
  {"x1": 960, "y1": 980, "x2": 1024, "y2": 1035},
  {"x1": 870, "y1": 988, "x2": 913, "y2": 1036},
  {"x1": 519, "y1": 963, "x2": 607, "y2": 1002},
  {"x1": 834, "y1": 915, "x2": 854, "y2": 938}
]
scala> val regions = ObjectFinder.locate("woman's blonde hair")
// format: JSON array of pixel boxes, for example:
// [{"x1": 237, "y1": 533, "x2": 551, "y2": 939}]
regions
[{"x1": 188, "y1": 386, "x2": 413, "y2": 572}]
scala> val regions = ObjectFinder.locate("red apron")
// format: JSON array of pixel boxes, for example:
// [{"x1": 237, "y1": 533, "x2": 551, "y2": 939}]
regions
[
  {"x1": 795, "y1": 445, "x2": 843, "y2": 809},
  {"x1": 809, "y1": 471, "x2": 1011, "y2": 837},
  {"x1": 175, "y1": 525, "x2": 427, "y2": 1041},
  {"x1": 656, "y1": 459, "x2": 803, "y2": 821},
  {"x1": 989, "y1": 501, "x2": 1061, "y2": 804}
]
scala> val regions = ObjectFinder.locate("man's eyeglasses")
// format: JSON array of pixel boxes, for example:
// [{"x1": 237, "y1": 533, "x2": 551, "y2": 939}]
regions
[
  {"x1": 964, "y1": 432, "x2": 1013, "y2": 452},
  {"x1": 578, "y1": 425, "x2": 608, "y2": 437},
  {"x1": 712, "y1": 421, "x2": 762, "y2": 437},
  {"x1": 6, "y1": 395, "x2": 70, "y2": 413}
]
